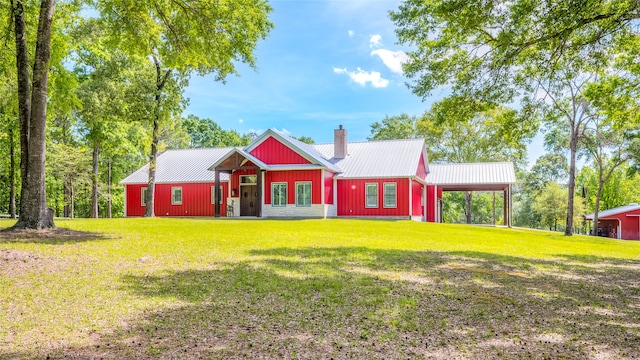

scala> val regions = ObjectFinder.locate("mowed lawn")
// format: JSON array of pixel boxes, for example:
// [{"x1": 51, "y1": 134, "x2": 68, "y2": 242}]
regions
[{"x1": 1, "y1": 218, "x2": 639, "y2": 359}]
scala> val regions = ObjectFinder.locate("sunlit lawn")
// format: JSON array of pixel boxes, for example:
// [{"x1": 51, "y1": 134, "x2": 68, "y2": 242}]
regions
[{"x1": 1, "y1": 218, "x2": 639, "y2": 359}]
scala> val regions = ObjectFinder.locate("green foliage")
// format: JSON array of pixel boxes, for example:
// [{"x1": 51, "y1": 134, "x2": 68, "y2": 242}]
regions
[
  {"x1": 94, "y1": 0, "x2": 273, "y2": 79},
  {"x1": 292, "y1": 136, "x2": 315, "y2": 145},
  {"x1": 578, "y1": 164, "x2": 640, "y2": 213},
  {"x1": 368, "y1": 113, "x2": 419, "y2": 140},
  {"x1": 532, "y1": 182, "x2": 586, "y2": 232},
  {"x1": 391, "y1": 0, "x2": 640, "y2": 101},
  {"x1": 524, "y1": 154, "x2": 569, "y2": 193},
  {"x1": 182, "y1": 115, "x2": 252, "y2": 148},
  {"x1": 418, "y1": 96, "x2": 535, "y2": 167}
]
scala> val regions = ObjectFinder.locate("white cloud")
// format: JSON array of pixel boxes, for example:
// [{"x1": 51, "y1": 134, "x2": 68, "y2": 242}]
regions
[
  {"x1": 238, "y1": 118, "x2": 244, "y2": 124},
  {"x1": 333, "y1": 67, "x2": 389, "y2": 88},
  {"x1": 278, "y1": 128, "x2": 292, "y2": 136},
  {"x1": 348, "y1": 30, "x2": 355, "y2": 37},
  {"x1": 371, "y1": 49, "x2": 410, "y2": 75},
  {"x1": 369, "y1": 34, "x2": 382, "y2": 48}
]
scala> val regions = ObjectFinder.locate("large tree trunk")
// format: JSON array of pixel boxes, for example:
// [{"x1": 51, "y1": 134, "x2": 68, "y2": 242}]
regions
[
  {"x1": 144, "y1": 119, "x2": 159, "y2": 217},
  {"x1": 91, "y1": 143, "x2": 99, "y2": 218},
  {"x1": 144, "y1": 57, "x2": 171, "y2": 217},
  {"x1": 464, "y1": 191, "x2": 473, "y2": 224},
  {"x1": 9, "y1": 125, "x2": 16, "y2": 219},
  {"x1": 565, "y1": 129, "x2": 577, "y2": 236},
  {"x1": 13, "y1": 0, "x2": 30, "y2": 215},
  {"x1": 13, "y1": 0, "x2": 56, "y2": 230}
]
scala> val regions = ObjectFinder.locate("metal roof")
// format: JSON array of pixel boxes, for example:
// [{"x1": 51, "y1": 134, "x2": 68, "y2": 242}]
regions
[
  {"x1": 426, "y1": 162, "x2": 516, "y2": 190},
  {"x1": 120, "y1": 148, "x2": 233, "y2": 184},
  {"x1": 312, "y1": 139, "x2": 427, "y2": 178},
  {"x1": 585, "y1": 203, "x2": 640, "y2": 220}
]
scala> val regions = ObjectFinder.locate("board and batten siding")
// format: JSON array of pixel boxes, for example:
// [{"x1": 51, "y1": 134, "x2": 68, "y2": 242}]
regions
[
  {"x1": 324, "y1": 171, "x2": 335, "y2": 205},
  {"x1": 125, "y1": 184, "x2": 147, "y2": 217},
  {"x1": 336, "y1": 178, "x2": 410, "y2": 217},
  {"x1": 411, "y1": 180, "x2": 424, "y2": 219},
  {"x1": 416, "y1": 153, "x2": 428, "y2": 179},
  {"x1": 264, "y1": 170, "x2": 322, "y2": 205},
  {"x1": 249, "y1": 136, "x2": 312, "y2": 165},
  {"x1": 125, "y1": 182, "x2": 228, "y2": 217}
]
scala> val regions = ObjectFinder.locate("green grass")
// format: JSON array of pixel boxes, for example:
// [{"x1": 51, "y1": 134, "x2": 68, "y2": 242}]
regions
[{"x1": 1, "y1": 218, "x2": 639, "y2": 359}]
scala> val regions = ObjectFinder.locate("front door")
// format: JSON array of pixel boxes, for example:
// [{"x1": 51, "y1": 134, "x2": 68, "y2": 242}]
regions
[{"x1": 240, "y1": 185, "x2": 258, "y2": 216}]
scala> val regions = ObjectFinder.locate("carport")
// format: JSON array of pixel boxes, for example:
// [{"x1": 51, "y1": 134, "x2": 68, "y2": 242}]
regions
[{"x1": 426, "y1": 162, "x2": 516, "y2": 227}]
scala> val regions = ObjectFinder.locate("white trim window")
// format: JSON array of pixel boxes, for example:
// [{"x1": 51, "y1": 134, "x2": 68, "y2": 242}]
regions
[
  {"x1": 296, "y1": 182, "x2": 311, "y2": 207},
  {"x1": 141, "y1": 187, "x2": 148, "y2": 206},
  {"x1": 171, "y1": 187, "x2": 182, "y2": 205},
  {"x1": 272, "y1": 182, "x2": 287, "y2": 207},
  {"x1": 384, "y1": 182, "x2": 397, "y2": 208},
  {"x1": 211, "y1": 186, "x2": 223, "y2": 204},
  {"x1": 365, "y1": 183, "x2": 378, "y2": 208}
]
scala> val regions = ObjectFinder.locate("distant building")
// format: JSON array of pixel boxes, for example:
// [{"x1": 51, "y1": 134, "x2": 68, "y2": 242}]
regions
[
  {"x1": 121, "y1": 127, "x2": 515, "y2": 224},
  {"x1": 586, "y1": 203, "x2": 640, "y2": 240}
]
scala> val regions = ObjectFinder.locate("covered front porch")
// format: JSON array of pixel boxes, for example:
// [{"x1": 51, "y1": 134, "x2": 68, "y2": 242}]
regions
[{"x1": 208, "y1": 148, "x2": 268, "y2": 218}]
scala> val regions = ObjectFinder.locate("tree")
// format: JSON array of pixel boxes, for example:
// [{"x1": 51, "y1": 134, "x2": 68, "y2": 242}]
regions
[
  {"x1": 524, "y1": 154, "x2": 569, "y2": 193},
  {"x1": 182, "y1": 115, "x2": 253, "y2": 148},
  {"x1": 391, "y1": 0, "x2": 639, "y2": 102},
  {"x1": 533, "y1": 182, "x2": 585, "y2": 232},
  {"x1": 418, "y1": 96, "x2": 536, "y2": 223},
  {"x1": 94, "y1": 0, "x2": 273, "y2": 217},
  {"x1": 292, "y1": 136, "x2": 315, "y2": 145},
  {"x1": 10, "y1": 0, "x2": 57, "y2": 229},
  {"x1": 369, "y1": 114, "x2": 419, "y2": 140}
]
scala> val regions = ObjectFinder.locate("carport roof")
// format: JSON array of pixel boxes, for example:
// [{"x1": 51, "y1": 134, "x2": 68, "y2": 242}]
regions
[{"x1": 426, "y1": 162, "x2": 516, "y2": 191}]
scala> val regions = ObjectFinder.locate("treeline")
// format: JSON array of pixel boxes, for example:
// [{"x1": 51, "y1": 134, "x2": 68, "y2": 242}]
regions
[
  {"x1": 0, "y1": 113, "x2": 255, "y2": 218},
  {"x1": 368, "y1": 93, "x2": 640, "y2": 234}
]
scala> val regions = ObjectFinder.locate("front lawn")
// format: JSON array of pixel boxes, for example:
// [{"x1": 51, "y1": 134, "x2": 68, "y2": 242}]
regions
[{"x1": 1, "y1": 218, "x2": 639, "y2": 359}]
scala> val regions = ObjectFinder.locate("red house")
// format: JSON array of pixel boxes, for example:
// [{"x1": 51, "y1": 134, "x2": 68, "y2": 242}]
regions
[
  {"x1": 121, "y1": 127, "x2": 516, "y2": 223},
  {"x1": 586, "y1": 203, "x2": 640, "y2": 240}
]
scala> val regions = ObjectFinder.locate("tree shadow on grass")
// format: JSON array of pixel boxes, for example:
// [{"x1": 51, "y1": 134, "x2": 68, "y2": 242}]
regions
[
  {"x1": 4, "y1": 247, "x2": 640, "y2": 359},
  {"x1": 0, "y1": 227, "x2": 112, "y2": 244}
]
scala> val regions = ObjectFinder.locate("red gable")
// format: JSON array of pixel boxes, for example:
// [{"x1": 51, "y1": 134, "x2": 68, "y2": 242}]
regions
[{"x1": 249, "y1": 136, "x2": 312, "y2": 165}]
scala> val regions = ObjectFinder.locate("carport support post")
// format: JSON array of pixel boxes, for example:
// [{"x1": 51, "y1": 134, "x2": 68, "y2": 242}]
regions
[
  {"x1": 503, "y1": 188, "x2": 509, "y2": 227},
  {"x1": 509, "y1": 184, "x2": 513, "y2": 227},
  {"x1": 214, "y1": 169, "x2": 220, "y2": 217}
]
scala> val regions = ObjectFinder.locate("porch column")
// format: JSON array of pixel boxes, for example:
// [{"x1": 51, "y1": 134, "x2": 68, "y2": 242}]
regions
[
  {"x1": 214, "y1": 168, "x2": 221, "y2": 217},
  {"x1": 256, "y1": 168, "x2": 263, "y2": 217}
]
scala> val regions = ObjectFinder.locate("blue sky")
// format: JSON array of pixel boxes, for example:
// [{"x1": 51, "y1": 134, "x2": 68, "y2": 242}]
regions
[{"x1": 184, "y1": 0, "x2": 545, "y2": 165}]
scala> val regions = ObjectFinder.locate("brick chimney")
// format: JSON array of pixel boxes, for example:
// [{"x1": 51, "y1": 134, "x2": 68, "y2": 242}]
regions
[{"x1": 334, "y1": 125, "x2": 347, "y2": 159}]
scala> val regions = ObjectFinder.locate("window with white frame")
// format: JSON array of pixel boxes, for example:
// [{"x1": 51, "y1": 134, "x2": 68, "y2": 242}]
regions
[
  {"x1": 365, "y1": 183, "x2": 378, "y2": 208},
  {"x1": 171, "y1": 187, "x2": 182, "y2": 205},
  {"x1": 272, "y1": 183, "x2": 287, "y2": 207},
  {"x1": 211, "y1": 186, "x2": 223, "y2": 204},
  {"x1": 383, "y1": 182, "x2": 397, "y2": 208},
  {"x1": 141, "y1": 188, "x2": 147, "y2": 206},
  {"x1": 296, "y1": 182, "x2": 311, "y2": 207}
]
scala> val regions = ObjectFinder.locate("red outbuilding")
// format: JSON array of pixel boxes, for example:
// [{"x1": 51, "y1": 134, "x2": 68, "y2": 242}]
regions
[
  {"x1": 121, "y1": 126, "x2": 516, "y2": 224},
  {"x1": 586, "y1": 203, "x2": 640, "y2": 240}
]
